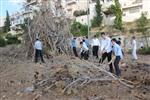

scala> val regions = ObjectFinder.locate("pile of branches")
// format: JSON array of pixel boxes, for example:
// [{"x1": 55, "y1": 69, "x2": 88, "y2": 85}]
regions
[
  {"x1": 31, "y1": 56, "x2": 137, "y2": 96},
  {"x1": 25, "y1": 0, "x2": 72, "y2": 57}
]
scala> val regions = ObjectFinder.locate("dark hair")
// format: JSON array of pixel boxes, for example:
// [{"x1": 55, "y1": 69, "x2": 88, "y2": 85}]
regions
[
  {"x1": 94, "y1": 35, "x2": 96, "y2": 38},
  {"x1": 80, "y1": 41, "x2": 83, "y2": 44},
  {"x1": 83, "y1": 39, "x2": 85, "y2": 42},
  {"x1": 101, "y1": 32, "x2": 105, "y2": 36},
  {"x1": 86, "y1": 36, "x2": 88, "y2": 38},
  {"x1": 132, "y1": 36, "x2": 135, "y2": 39},
  {"x1": 111, "y1": 38, "x2": 117, "y2": 42},
  {"x1": 36, "y1": 38, "x2": 39, "y2": 40},
  {"x1": 73, "y1": 37, "x2": 76, "y2": 39},
  {"x1": 118, "y1": 38, "x2": 121, "y2": 40}
]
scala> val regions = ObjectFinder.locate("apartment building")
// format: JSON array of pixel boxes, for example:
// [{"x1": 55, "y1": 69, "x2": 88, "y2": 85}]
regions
[
  {"x1": 10, "y1": 0, "x2": 41, "y2": 30},
  {"x1": 61, "y1": 0, "x2": 92, "y2": 18},
  {"x1": 0, "y1": 17, "x2": 5, "y2": 28},
  {"x1": 103, "y1": 0, "x2": 150, "y2": 25},
  {"x1": 71, "y1": 0, "x2": 150, "y2": 26}
]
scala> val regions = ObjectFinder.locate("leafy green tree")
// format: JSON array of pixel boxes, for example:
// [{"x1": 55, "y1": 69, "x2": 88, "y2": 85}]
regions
[
  {"x1": 70, "y1": 21, "x2": 88, "y2": 36},
  {"x1": 111, "y1": 0, "x2": 123, "y2": 31},
  {"x1": 137, "y1": 12, "x2": 149, "y2": 47},
  {"x1": 0, "y1": 36, "x2": 6, "y2": 47},
  {"x1": 3, "y1": 11, "x2": 11, "y2": 33},
  {"x1": 91, "y1": 0, "x2": 103, "y2": 27}
]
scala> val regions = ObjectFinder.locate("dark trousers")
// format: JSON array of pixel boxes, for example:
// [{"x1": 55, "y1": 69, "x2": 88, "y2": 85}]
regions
[
  {"x1": 73, "y1": 47, "x2": 78, "y2": 57},
  {"x1": 92, "y1": 46, "x2": 99, "y2": 58},
  {"x1": 114, "y1": 56, "x2": 121, "y2": 76},
  {"x1": 81, "y1": 50, "x2": 89, "y2": 60},
  {"x1": 35, "y1": 49, "x2": 45, "y2": 63},
  {"x1": 100, "y1": 51, "x2": 113, "y2": 73}
]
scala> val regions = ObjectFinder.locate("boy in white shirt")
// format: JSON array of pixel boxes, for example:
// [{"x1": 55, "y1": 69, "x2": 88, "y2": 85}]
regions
[
  {"x1": 99, "y1": 32, "x2": 113, "y2": 73},
  {"x1": 34, "y1": 38, "x2": 45, "y2": 63},
  {"x1": 131, "y1": 36, "x2": 137, "y2": 61},
  {"x1": 91, "y1": 35, "x2": 100, "y2": 58},
  {"x1": 80, "y1": 41, "x2": 89, "y2": 60}
]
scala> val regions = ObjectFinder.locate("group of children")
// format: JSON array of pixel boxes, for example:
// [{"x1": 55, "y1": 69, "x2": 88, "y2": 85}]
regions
[
  {"x1": 71, "y1": 32, "x2": 137, "y2": 77},
  {"x1": 33, "y1": 32, "x2": 137, "y2": 77}
]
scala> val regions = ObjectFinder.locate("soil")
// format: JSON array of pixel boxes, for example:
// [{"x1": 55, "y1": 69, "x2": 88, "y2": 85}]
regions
[{"x1": 0, "y1": 45, "x2": 150, "y2": 100}]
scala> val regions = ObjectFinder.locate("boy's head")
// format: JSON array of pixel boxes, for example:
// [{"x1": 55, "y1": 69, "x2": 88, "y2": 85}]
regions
[
  {"x1": 83, "y1": 39, "x2": 85, "y2": 42},
  {"x1": 80, "y1": 41, "x2": 83, "y2": 46},
  {"x1": 132, "y1": 36, "x2": 135, "y2": 39},
  {"x1": 93, "y1": 35, "x2": 97, "y2": 38},
  {"x1": 111, "y1": 38, "x2": 117, "y2": 45},
  {"x1": 101, "y1": 32, "x2": 106, "y2": 39}
]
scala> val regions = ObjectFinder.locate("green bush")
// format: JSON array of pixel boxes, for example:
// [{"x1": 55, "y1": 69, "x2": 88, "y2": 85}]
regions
[
  {"x1": 138, "y1": 47, "x2": 150, "y2": 55},
  {"x1": 6, "y1": 34, "x2": 21, "y2": 45},
  {"x1": 70, "y1": 21, "x2": 88, "y2": 36},
  {"x1": 0, "y1": 36, "x2": 7, "y2": 47}
]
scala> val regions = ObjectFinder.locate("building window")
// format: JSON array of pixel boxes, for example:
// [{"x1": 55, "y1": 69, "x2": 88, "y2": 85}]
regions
[
  {"x1": 129, "y1": 6, "x2": 142, "y2": 14},
  {"x1": 123, "y1": 13, "x2": 126, "y2": 16}
]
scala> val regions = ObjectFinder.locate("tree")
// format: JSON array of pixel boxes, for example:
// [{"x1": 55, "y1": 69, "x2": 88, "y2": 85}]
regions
[
  {"x1": 137, "y1": 12, "x2": 149, "y2": 47},
  {"x1": 91, "y1": 0, "x2": 103, "y2": 27},
  {"x1": 71, "y1": 21, "x2": 88, "y2": 36},
  {"x1": 3, "y1": 11, "x2": 11, "y2": 33},
  {"x1": 111, "y1": 0, "x2": 123, "y2": 31}
]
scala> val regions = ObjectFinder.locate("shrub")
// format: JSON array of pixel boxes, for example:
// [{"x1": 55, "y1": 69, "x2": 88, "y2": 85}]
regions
[
  {"x1": 138, "y1": 47, "x2": 150, "y2": 55},
  {"x1": 0, "y1": 36, "x2": 7, "y2": 47},
  {"x1": 70, "y1": 21, "x2": 88, "y2": 36},
  {"x1": 6, "y1": 34, "x2": 21, "y2": 44}
]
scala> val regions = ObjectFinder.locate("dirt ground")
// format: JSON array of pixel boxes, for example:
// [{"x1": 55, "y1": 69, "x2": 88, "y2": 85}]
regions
[{"x1": 0, "y1": 45, "x2": 150, "y2": 100}]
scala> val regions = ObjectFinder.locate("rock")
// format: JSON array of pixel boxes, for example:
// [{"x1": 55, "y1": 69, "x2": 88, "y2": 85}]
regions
[
  {"x1": 24, "y1": 85, "x2": 35, "y2": 93},
  {"x1": 2, "y1": 95, "x2": 6, "y2": 98},
  {"x1": 66, "y1": 88, "x2": 72, "y2": 95},
  {"x1": 16, "y1": 91, "x2": 21, "y2": 95}
]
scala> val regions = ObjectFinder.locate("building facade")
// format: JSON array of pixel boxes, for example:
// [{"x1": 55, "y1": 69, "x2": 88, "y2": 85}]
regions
[
  {"x1": 0, "y1": 17, "x2": 5, "y2": 28},
  {"x1": 68, "y1": 0, "x2": 150, "y2": 26},
  {"x1": 10, "y1": 0, "x2": 42, "y2": 31},
  {"x1": 103, "y1": 0, "x2": 150, "y2": 25}
]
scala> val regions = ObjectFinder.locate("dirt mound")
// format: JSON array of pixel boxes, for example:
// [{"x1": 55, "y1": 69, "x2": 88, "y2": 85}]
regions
[{"x1": 0, "y1": 46, "x2": 150, "y2": 100}]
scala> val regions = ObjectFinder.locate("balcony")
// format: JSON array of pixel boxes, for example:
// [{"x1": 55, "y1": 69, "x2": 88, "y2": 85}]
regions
[
  {"x1": 132, "y1": 0, "x2": 143, "y2": 4},
  {"x1": 25, "y1": 0, "x2": 37, "y2": 7},
  {"x1": 122, "y1": 2, "x2": 143, "y2": 10},
  {"x1": 66, "y1": 0, "x2": 76, "y2": 5}
]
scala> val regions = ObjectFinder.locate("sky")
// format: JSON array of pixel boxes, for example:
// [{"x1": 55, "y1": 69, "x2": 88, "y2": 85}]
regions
[{"x1": 0, "y1": 0, "x2": 25, "y2": 27}]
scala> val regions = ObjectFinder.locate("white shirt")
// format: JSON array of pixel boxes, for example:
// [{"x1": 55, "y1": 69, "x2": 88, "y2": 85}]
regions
[
  {"x1": 34, "y1": 40, "x2": 42, "y2": 50},
  {"x1": 100, "y1": 37, "x2": 112, "y2": 53},
  {"x1": 132, "y1": 40, "x2": 137, "y2": 50},
  {"x1": 80, "y1": 42, "x2": 89, "y2": 53},
  {"x1": 91, "y1": 38, "x2": 100, "y2": 46}
]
